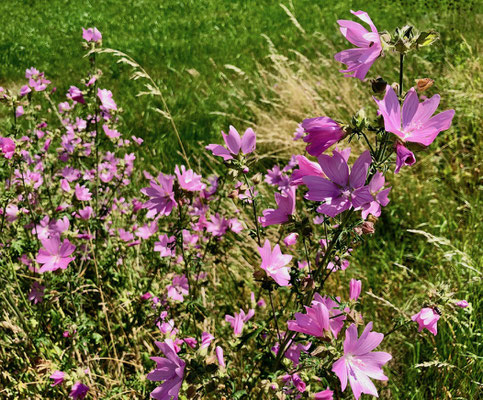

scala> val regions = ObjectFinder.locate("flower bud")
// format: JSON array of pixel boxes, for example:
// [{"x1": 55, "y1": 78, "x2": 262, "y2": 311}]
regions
[
  {"x1": 361, "y1": 221, "x2": 375, "y2": 234},
  {"x1": 252, "y1": 173, "x2": 263, "y2": 185},
  {"x1": 416, "y1": 78, "x2": 434, "y2": 92}
]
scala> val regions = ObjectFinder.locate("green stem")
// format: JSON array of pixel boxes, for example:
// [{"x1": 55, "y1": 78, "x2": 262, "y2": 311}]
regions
[{"x1": 399, "y1": 53, "x2": 404, "y2": 97}]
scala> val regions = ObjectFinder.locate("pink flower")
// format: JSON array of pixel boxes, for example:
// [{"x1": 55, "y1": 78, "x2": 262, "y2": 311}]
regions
[
  {"x1": 411, "y1": 307, "x2": 440, "y2": 335},
  {"x1": 36, "y1": 236, "x2": 76, "y2": 273},
  {"x1": 205, "y1": 125, "x2": 256, "y2": 160},
  {"x1": 361, "y1": 172, "x2": 391, "y2": 218},
  {"x1": 82, "y1": 27, "x2": 102, "y2": 42},
  {"x1": 141, "y1": 174, "x2": 177, "y2": 217},
  {"x1": 166, "y1": 275, "x2": 189, "y2": 302},
  {"x1": 349, "y1": 279, "x2": 362, "y2": 300},
  {"x1": 334, "y1": 10, "x2": 382, "y2": 80},
  {"x1": 97, "y1": 88, "x2": 117, "y2": 111},
  {"x1": 303, "y1": 149, "x2": 373, "y2": 217},
  {"x1": 260, "y1": 186, "x2": 296, "y2": 227},
  {"x1": 69, "y1": 382, "x2": 89, "y2": 399},
  {"x1": 118, "y1": 228, "x2": 134, "y2": 242},
  {"x1": 293, "y1": 123, "x2": 305, "y2": 140},
  {"x1": 216, "y1": 346, "x2": 225, "y2": 368},
  {"x1": 103, "y1": 124, "x2": 121, "y2": 139},
  {"x1": 147, "y1": 339, "x2": 185, "y2": 400},
  {"x1": 0, "y1": 137, "x2": 15, "y2": 159},
  {"x1": 301, "y1": 117, "x2": 345, "y2": 157},
  {"x1": 200, "y1": 331, "x2": 214, "y2": 349},
  {"x1": 174, "y1": 165, "x2": 206, "y2": 191},
  {"x1": 394, "y1": 142, "x2": 416, "y2": 174},
  {"x1": 225, "y1": 308, "x2": 255, "y2": 336},
  {"x1": 374, "y1": 85, "x2": 455, "y2": 146},
  {"x1": 455, "y1": 300, "x2": 469, "y2": 308},
  {"x1": 75, "y1": 184, "x2": 92, "y2": 201},
  {"x1": 50, "y1": 370, "x2": 65, "y2": 387},
  {"x1": 28, "y1": 281, "x2": 45, "y2": 304},
  {"x1": 314, "y1": 388, "x2": 334, "y2": 400},
  {"x1": 332, "y1": 322, "x2": 392, "y2": 399},
  {"x1": 154, "y1": 234, "x2": 176, "y2": 257},
  {"x1": 183, "y1": 337, "x2": 197, "y2": 348},
  {"x1": 206, "y1": 213, "x2": 229, "y2": 237},
  {"x1": 313, "y1": 294, "x2": 346, "y2": 338},
  {"x1": 68, "y1": 86, "x2": 85, "y2": 104},
  {"x1": 287, "y1": 301, "x2": 331, "y2": 337},
  {"x1": 135, "y1": 222, "x2": 158, "y2": 240},
  {"x1": 258, "y1": 239, "x2": 293, "y2": 286},
  {"x1": 16, "y1": 106, "x2": 24, "y2": 118},
  {"x1": 272, "y1": 335, "x2": 311, "y2": 367},
  {"x1": 283, "y1": 232, "x2": 298, "y2": 247},
  {"x1": 20, "y1": 85, "x2": 31, "y2": 96}
]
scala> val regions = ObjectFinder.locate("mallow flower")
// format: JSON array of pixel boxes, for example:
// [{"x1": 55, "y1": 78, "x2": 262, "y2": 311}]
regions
[
  {"x1": 82, "y1": 27, "x2": 102, "y2": 42},
  {"x1": 394, "y1": 142, "x2": 416, "y2": 174},
  {"x1": 49, "y1": 370, "x2": 65, "y2": 387},
  {"x1": 287, "y1": 301, "x2": 331, "y2": 338},
  {"x1": 69, "y1": 382, "x2": 89, "y2": 399},
  {"x1": 36, "y1": 236, "x2": 76, "y2": 273},
  {"x1": 332, "y1": 322, "x2": 392, "y2": 399},
  {"x1": 334, "y1": 10, "x2": 382, "y2": 80},
  {"x1": 175, "y1": 165, "x2": 206, "y2": 191},
  {"x1": 301, "y1": 117, "x2": 345, "y2": 157},
  {"x1": 361, "y1": 171, "x2": 391, "y2": 218},
  {"x1": 411, "y1": 307, "x2": 440, "y2": 336},
  {"x1": 349, "y1": 279, "x2": 362, "y2": 300},
  {"x1": 97, "y1": 88, "x2": 117, "y2": 111},
  {"x1": 225, "y1": 308, "x2": 255, "y2": 336},
  {"x1": 260, "y1": 186, "x2": 296, "y2": 227},
  {"x1": 374, "y1": 85, "x2": 455, "y2": 146},
  {"x1": 258, "y1": 239, "x2": 293, "y2": 286},
  {"x1": 206, "y1": 125, "x2": 256, "y2": 160},
  {"x1": 0, "y1": 137, "x2": 15, "y2": 159},
  {"x1": 303, "y1": 149, "x2": 373, "y2": 217},
  {"x1": 141, "y1": 174, "x2": 177, "y2": 217},
  {"x1": 147, "y1": 339, "x2": 185, "y2": 400},
  {"x1": 314, "y1": 388, "x2": 334, "y2": 400}
]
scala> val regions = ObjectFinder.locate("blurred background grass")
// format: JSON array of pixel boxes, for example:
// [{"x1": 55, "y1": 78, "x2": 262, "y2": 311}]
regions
[{"x1": 1, "y1": 0, "x2": 481, "y2": 398}]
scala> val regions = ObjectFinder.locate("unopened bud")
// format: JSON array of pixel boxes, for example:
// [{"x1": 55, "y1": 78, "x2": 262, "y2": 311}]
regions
[
  {"x1": 361, "y1": 221, "x2": 375, "y2": 234},
  {"x1": 228, "y1": 190, "x2": 239, "y2": 199},
  {"x1": 242, "y1": 167, "x2": 249, "y2": 174},
  {"x1": 253, "y1": 268, "x2": 266, "y2": 281},
  {"x1": 416, "y1": 78, "x2": 434, "y2": 92},
  {"x1": 252, "y1": 173, "x2": 263, "y2": 185},
  {"x1": 371, "y1": 77, "x2": 387, "y2": 93}
]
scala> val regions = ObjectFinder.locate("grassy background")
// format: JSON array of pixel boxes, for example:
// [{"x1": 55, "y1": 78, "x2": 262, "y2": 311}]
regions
[{"x1": 1, "y1": 0, "x2": 481, "y2": 398}]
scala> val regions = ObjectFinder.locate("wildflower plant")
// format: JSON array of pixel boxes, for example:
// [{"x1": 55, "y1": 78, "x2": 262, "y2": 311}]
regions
[{"x1": 0, "y1": 10, "x2": 468, "y2": 400}]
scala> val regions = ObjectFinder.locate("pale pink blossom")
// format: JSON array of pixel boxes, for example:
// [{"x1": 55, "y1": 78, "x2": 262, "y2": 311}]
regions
[
  {"x1": 36, "y1": 236, "x2": 76, "y2": 273},
  {"x1": 332, "y1": 322, "x2": 391, "y2": 399},
  {"x1": 206, "y1": 125, "x2": 256, "y2": 160},
  {"x1": 225, "y1": 308, "x2": 255, "y2": 336},
  {"x1": 50, "y1": 370, "x2": 65, "y2": 387},
  {"x1": 175, "y1": 165, "x2": 206, "y2": 191},
  {"x1": 349, "y1": 279, "x2": 362, "y2": 300},
  {"x1": 314, "y1": 388, "x2": 334, "y2": 400},
  {"x1": 82, "y1": 27, "x2": 102, "y2": 42},
  {"x1": 260, "y1": 186, "x2": 296, "y2": 227},
  {"x1": 411, "y1": 307, "x2": 440, "y2": 335},
  {"x1": 258, "y1": 239, "x2": 292, "y2": 286},
  {"x1": 287, "y1": 301, "x2": 331, "y2": 338},
  {"x1": 97, "y1": 88, "x2": 117, "y2": 111}
]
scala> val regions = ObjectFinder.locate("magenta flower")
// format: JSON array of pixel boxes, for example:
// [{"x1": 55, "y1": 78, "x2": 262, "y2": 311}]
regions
[
  {"x1": 216, "y1": 346, "x2": 225, "y2": 368},
  {"x1": 82, "y1": 27, "x2": 102, "y2": 42},
  {"x1": 394, "y1": 142, "x2": 416, "y2": 174},
  {"x1": 260, "y1": 186, "x2": 296, "y2": 227},
  {"x1": 200, "y1": 331, "x2": 214, "y2": 349},
  {"x1": 349, "y1": 279, "x2": 362, "y2": 301},
  {"x1": 272, "y1": 335, "x2": 311, "y2": 367},
  {"x1": 147, "y1": 339, "x2": 185, "y2": 400},
  {"x1": 258, "y1": 239, "x2": 292, "y2": 286},
  {"x1": 50, "y1": 370, "x2": 65, "y2": 387},
  {"x1": 36, "y1": 236, "x2": 76, "y2": 273},
  {"x1": 287, "y1": 301, "x2": 331, "y2": 338},
  {"x1": 75, "y1": 184, "x2": 92, "y2": 201},
  {"x1": 314, "y1": 388, "x2": 334, "y2": 400},
  {"x1": 206, "y1": 213, "x2": 229, "y2": 236},
  {"x1": 103, "y1": 124, "x2": 121, "y2": 139},
  {"x1": 166, "y1": 274, "x2": 189, "y2": 302},
  {"x1": 15, "y1": 106, "x2": 24, "y2": 118},
  {"x1": 374, "y1": 86, "x2": 455, "y2": 146},
  {"x1": 302, "y1": 117, "x2": 345, "y2": 157},
  {"x1": 68, "y1": 86, "x2": 85, "y2": 104},
  {"x1": 313, "y1": 294, "x2": 346, "y2": 339},
  {"x1": 334, "y1": 10, "x2": 382, "y2": 80},
  {"x1": 97, "y1": 88, "x2": 117, "y2": 111},
  {"x1": 0, "y1": 137, "x2": 15, "y2": 159},
  {"x1": 455, "y1": 300, "x2": 469, "y2": 308},
  {"x1": 361, "y1": 172, "x2": 391, "y2": 218},
  {"x1": 20, "y1": 85, "x2": 31, "y2": 96},
  {"x1": 290, "y1": 155, "x2": 325, "y2": 186},
  {"x1": 332, "y1": 322, "x2": 392, "y2": 399},
  {"x1": 174, "y1": 165, "x2": 206, "y2": 191},
  {"x1": 411, "y1": 307, "x2": 440, "y2": 336},
  {"x1": 28, "y1": 281, "x2": 45, "y2": 304},
  {"x1": 303, "y1": 149, "x2": 373, "y2": 217},
  {"x1": 154, "y1": 234, "x2": 176, "y2": 257},
  {"x1": 225, "y1": 308, "x2": 255, "y2": 336},
  {"x1": 283, "y1": 232, "x2": 298, "y2": 247},
  {"x1": 205, "y1": 125, "x2": 256, "y2": 160},
  {"x1": 141, "y1": 174, "x2": 177, "y2": 217},
  {"x1": 69, "y1": 382, "x2": 89, "y2": 399}
]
